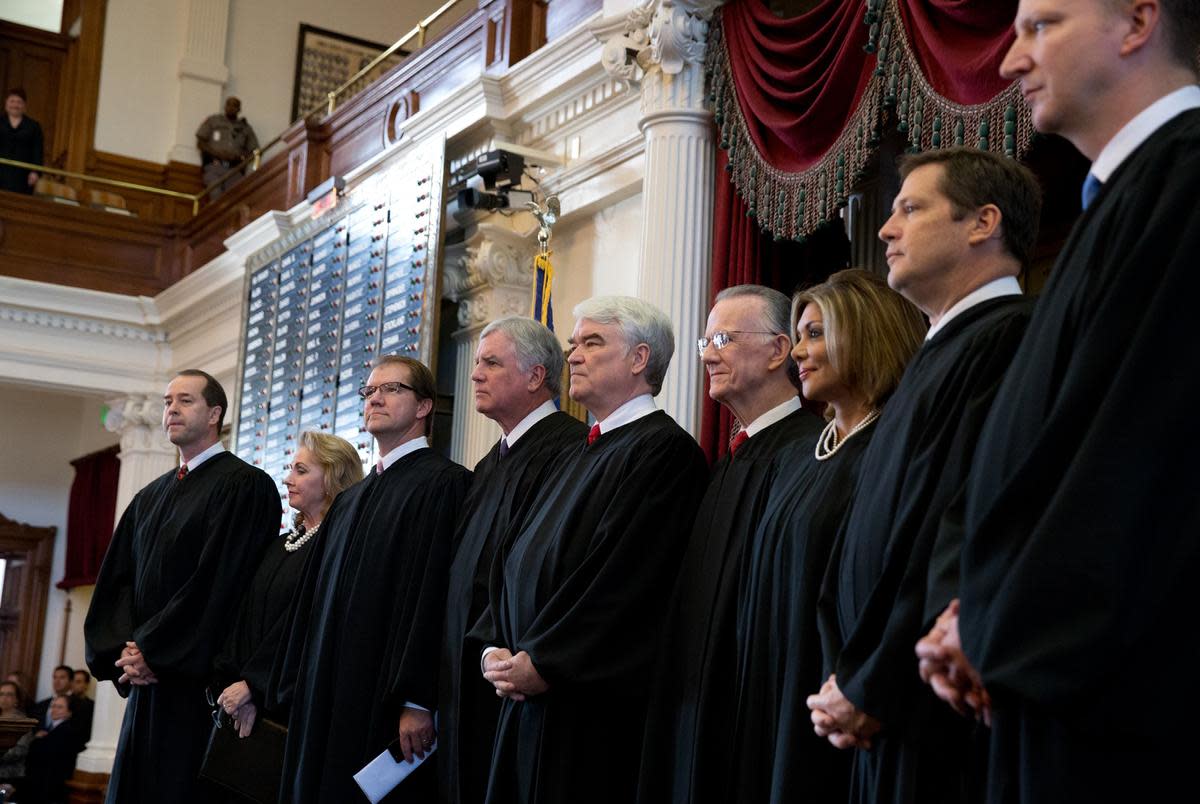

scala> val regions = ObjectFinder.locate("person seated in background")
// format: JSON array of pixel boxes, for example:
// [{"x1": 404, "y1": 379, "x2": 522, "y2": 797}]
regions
[
  {"x1": 69, "y1": 670, "x2": 93, "y2": 740},
  {"x1": 30, "y1": 667, "x2": 72, "y2": 730},
  {"x1": 1, "y1": 674, "x2": 32, "y2": 716},
  {"x1": 0, "y1": 88, "x2": 43, "y2": 195},
  {"x1": 22, "y1": 695, "x2": 87, "y2": 804},
  {"x1": 0, "y1": 680, "x2": 35, "y2": 794}
]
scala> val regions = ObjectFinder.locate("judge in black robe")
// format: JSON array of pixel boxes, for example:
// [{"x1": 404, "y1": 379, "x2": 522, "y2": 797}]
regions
[
  {"x1": 86, "y1": 371, "x2": 281, "y2": 804},
  {"x1": 951, "y1": 101, "x2": 1200, "y2": 803},
  {"x1": 809, "y1": 150, "x2": 1041, "y2": 804},
  {"x1": 731, "y1": 269, "x2": 926, "y2": 804},
  {"x1": 439, "y1": 316, "x2": 587, "y2": 804},
  {"x1": 479, "y1": 297, "x2": 708, "y2": 804},
  {"x1": 274, "y1": 356, "x2": 470, "y2": 803},
  {"x1": 636, "y1": 285, "x2": 821, "y2": 804}
]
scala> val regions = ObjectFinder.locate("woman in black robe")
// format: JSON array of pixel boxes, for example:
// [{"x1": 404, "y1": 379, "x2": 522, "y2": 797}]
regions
[
  {"x1": 730, "y1": 269, "x2": 926, "y2": 804},
  {"x1": 207, "y1": 433, "x2": 363, "y2": 787}
]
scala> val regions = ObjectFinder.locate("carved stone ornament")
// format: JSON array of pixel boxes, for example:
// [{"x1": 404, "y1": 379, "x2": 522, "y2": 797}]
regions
[
  {"x1": 596, "y1": 0, "x2": 724, "y2": 82},
  {"x1": 105, "y1": 394, "x2": 174, "y2": 455},
  {"x1": 443, "y1": 220, "x2": 539, "y2": 334}
]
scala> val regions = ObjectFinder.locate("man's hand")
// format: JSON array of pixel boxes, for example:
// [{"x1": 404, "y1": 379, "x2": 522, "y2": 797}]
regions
[
  {"x1": 483, "y1": 650, "x2": 548, "y2": 701},
  {"x1": 806, "y1": 674, "x2": 882, "y2": 750},
  {"x1": 233, "y1": 701, "x2": 257, "y2": 738},
  {"x1": 115, "y1": 642, "x2": 157, "y2": 686},
  {"x1": 396, "y1": 707, "x2": 436, "y2": 763},
  {"x1": 217, "y1": 680, "x2": 253, "y2": 716},
  {"x1": 916, "y1": 599, "x2": 991, "y2": 725}
]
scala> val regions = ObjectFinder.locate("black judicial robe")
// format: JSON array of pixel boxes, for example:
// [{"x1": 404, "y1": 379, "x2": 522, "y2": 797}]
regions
[
  {"x1": 730, "y1": 425, "x2": 875, "y2": 804},
  {"x1": 478, "y1": 411, "x2": 708, "y2": 804},
  {"x1": 275, "y1": 446, "x2": 470, "y2": 804},
  {"x1": 0, "y1": 114, "x2": 42, "y2": 194},
  {"x1": 84, "y1": 451, "x2": 281, "y2": 804},
  {"x1": 820, "y1": 296, "x2": 1032, "y2": 804},
  {"x1": 213, "y1": 532, "x2": 312, "y2": 718},
  {"x1": 438, "y1": 411, "x2": 586, "y2": 804},
  {"x1": 957, "y1": 110, "x2": 1200, "y2": 804},
  {"x1": 636, "y1": 406, "x2": 821, "y2": 804}
]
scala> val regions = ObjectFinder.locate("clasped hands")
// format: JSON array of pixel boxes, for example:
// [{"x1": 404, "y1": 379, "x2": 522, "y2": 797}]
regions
[
  {"x1": 217, "y1": 680, "x2": 257, "y2": 738},
  {"x1": 115, "y1": 641, "x2": 157, "y2": 686},
  {"x1": 806, "y1": 674, "x2": 882, "y2": 750},
  {"x1": 915, "y1": 598, "x2": 991, "y2": 725},
  {"x1": 482, "y1": 648, "x2": 548, "y2": 702}
]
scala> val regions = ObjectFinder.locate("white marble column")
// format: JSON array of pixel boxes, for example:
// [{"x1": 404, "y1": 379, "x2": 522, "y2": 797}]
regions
[
  {"x1": 75, "y1": 395, "x2": 177, "y2": 774},
  {"x1": 168, "y1": 0, "x2": 233, "y2": 164},
  {"x1": 596, "y1": 0, "x2": 722, "y2": 436},
  {"x1": 442, "y1": 211, "x2": 539, "y2": 468}
]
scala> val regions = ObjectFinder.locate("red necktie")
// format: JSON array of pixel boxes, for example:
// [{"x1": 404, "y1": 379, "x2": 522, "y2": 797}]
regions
[
  {"x1": 730, "y1": 431, "x2": 749, "y2": 456},
  {"x1": 176, "y1": 464, "x2": 189, "y2": 481},
  {"x1": 587, "y1": 424, "x2": 601, "y2": 445},
  {"x1": 375, "y1": 460, "x2": 385, "y2": 476}
]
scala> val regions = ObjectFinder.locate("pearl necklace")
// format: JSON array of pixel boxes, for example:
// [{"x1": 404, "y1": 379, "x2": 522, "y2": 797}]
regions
[
  {"x1": 814, "y1": 409, "x2": 880, "y2": 462},
  {"x1": 284, "y1": 520, "x2": 321, "y2": 553}
]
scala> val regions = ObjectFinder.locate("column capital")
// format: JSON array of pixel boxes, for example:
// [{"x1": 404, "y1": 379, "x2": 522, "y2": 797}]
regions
[
  {"x1": 595, "y1": 0, "x2": 724, "y2": 82},
  {"x1": 442, "y1": 213, "x2": 540, "y2": 336},
  {"x1": 105, "y1": 395, "x2": 175, "y2": 457}
]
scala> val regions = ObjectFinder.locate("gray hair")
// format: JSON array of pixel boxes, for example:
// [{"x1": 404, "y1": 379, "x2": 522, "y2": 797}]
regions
[
  {"x1": 479, "y1": 316, "x2": 564, "y2": 397},
  {"x1": 714, "y1": 283, "x2": 795, "y2": 374},
  {"x1": 714, "y1": 284, "x2": 791, "y2": 335},
  {"x1": 572, "y1": 296, "x2": 675, "y2": 395}
]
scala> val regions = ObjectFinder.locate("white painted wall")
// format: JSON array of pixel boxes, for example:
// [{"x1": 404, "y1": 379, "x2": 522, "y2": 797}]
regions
[
  {"x1": 0, "y1": 385, "x2": 119, "y2": 700},
  {"x1": 94, "y1": 0, "x2": 472, "y2": 164},
  {"x1": 552, "y1": 191, "x2": 643, "y2": 346}
]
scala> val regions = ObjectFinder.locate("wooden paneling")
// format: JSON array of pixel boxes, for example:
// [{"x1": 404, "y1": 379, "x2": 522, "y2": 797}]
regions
[
  {"x1": 0, "y1": 20, "x2": 69, "y2": 161},
  {"x1": 0, "y1": 192, "x2": 176, "y2": 295},
  {"x1": 0, "y1": 0, "x2": 559, "y2": 298}
]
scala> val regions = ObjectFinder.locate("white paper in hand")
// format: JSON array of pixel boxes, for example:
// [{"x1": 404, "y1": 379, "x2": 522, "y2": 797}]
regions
[{"x1": 353, "y1": 740, "x2": 436, "y2": 804}]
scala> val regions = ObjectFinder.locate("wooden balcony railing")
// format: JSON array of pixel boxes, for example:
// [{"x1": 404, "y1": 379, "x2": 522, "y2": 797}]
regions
[{"x1": 0, "y1": 0, "x2": 601, "y2": 297}]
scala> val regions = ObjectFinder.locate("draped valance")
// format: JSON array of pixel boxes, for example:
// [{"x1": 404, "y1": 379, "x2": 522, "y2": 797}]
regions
[{"x1": 708, "y1": 0, "x2": 1034, "y2": 239}]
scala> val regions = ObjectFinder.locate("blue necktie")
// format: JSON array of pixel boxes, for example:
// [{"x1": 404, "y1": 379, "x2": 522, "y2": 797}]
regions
[
  {"x1": 498, "y1": 438, "x2": 510, "y2": 459},
  {"x1": 1081, "y1": 173, "x2": 1102, "y2": 210}
]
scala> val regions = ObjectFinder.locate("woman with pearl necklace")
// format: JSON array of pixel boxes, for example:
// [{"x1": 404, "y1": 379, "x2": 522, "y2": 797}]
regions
[{"x1": 728, "y1": 269, "x2": 927, "y2": 804}]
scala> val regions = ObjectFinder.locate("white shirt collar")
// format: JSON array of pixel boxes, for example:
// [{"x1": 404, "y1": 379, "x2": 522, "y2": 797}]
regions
[
  {"x1": 378, "y1": 436, "x2": 429, "y2": 471},
  {"x1": 594, "y1": 393, "x2": 657, "y2": 435},
  {"x1": 926, "y1": 276, "x2": 1022, "y2": 341},
  {"x1": 504, "y1": 399, "x2": 558, "y2": 448},
  {"x1": 1091, "y1": 85, "x2": 1200, "y2": 182},
  {"x1": 743, "y1": 396, "x2": 802, "y2": 437},
  {"x1": 184, "y1": 440, "x2": 225, "y2": 472}
]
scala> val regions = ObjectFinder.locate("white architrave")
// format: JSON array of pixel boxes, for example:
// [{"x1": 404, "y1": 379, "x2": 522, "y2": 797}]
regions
[
  {"x1": 169, "y1": 0, "x2": 234, "y2": 164},
  {"x1": 594, "y1": 0, "x2": 723, "y2": 436},
  {"x1": 442, "y1": 210, "x2": 541, "y2": 469}
]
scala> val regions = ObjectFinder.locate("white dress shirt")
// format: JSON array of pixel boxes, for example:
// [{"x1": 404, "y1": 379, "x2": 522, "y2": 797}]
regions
[
  {"x1": 377, "y1": 436, "x2": 429, "y2": 472},
  {"x1": 504, "y1": 399, "x2": 558, "y2": 447},
  {"x1": 182, "y1": 440, "x2": 225, "y2": 472},
  {"x1": 925, "y1": 276, "x2": 1022, "y2": 342},
  {"x1": 743, "y1": 396, "x2": 803, "y2": 437},
  {"x1": 1090, "y1": 85, "x2": 1200, "y2": 182},
  {"x1": 592, "y1": 393, "x2": 657, "y2": 435}
]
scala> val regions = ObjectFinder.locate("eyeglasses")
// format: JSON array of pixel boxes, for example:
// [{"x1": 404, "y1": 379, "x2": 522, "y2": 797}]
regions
[
  {"x1": 204, "y1": 687, "x2": 226, "y2": 729},
  {"x1": 696, "y1": 330, "x2": 778, "y2": 358},
  {"x1": 357, "y1": 381, "x2": 416, "y2": 399}
]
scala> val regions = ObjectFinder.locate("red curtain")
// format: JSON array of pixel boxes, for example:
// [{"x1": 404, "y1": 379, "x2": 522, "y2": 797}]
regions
[
  {"x1": 701, "y1": 0, "x2": 1020, "y2": 460},
  {"x1": 58, "y1": 445, "x2": 120, "y2": 589}
]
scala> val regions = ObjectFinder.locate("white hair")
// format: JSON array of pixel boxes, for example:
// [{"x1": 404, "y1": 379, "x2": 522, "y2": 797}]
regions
[
  {"x1": 478, "y1": 316, "x2": 564, "y2": 397},
  {"x1": 572, "y1": 296, "x2": 675, "y2": 395}
]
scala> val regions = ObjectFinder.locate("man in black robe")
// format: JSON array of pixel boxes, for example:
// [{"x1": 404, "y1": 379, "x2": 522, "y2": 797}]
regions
[
  {"x1": 636, "y1": 284, "x2": 820, "y2": 804},
  {"x1": 274, "y1": 355, "x2": 470, "y2": 803},
  {"x1": 85, "y1": 369, "x2": 281, "y2": 804},
  {"x1": 917, "y1": 3, "x2": 1200, "y2": 802},
  {"x1": 805, "y1": 148, "x2": 1041, "y2": 804},
  {"x1": 438, "y1": 316, "x2": 586, "y2": 804},
  {"x1": 478, "y1": 295, "x2": 708, "y2": 804}
]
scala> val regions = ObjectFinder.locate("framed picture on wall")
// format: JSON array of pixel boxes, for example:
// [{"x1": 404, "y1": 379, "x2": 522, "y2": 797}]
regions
[{"x1": 291, "y1": 24, "x2": 409, "y2": 121}]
